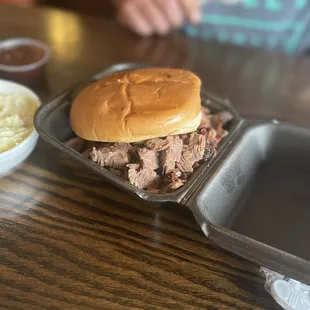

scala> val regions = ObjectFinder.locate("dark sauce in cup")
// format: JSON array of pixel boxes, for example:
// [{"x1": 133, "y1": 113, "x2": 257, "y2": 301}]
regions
[
  {"x1": 0, "y1": 44, "x2": 46, "y2": 67},
  {"x1": 0, "y1": 38, "x2": 50, "y2": 87}
]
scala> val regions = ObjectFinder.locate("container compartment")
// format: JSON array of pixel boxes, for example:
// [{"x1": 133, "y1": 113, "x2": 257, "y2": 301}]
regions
[
  {"x1": 35, "y1": 62, "x2": 310, "y2": 284},
  {"x1": 189, "y1": 122, "x2": 310, "y2": 284},
  {"x1": 35, "y1": 63, "x2": 242, "y2": 205}
]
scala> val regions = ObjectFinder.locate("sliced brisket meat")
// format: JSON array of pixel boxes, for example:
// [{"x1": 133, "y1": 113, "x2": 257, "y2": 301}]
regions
[
  {"x1": 164, "y1": 169, "x2": 184, "y2": 191},
  {"x1": 219, "y1": 111, "x2": 233, "y2": 125},
  {"x1": 179, "y1": 134, "x2": 188, "y2": 141},
  {"x1": 138, "y1": 148, "x2": 160, "y2": 170},
  {"x1": 144, "y1": 137, "x2": 171, "y2": 151},
  {"x1": 211, "y1": 114, "x2": 222, "y2": 132},
  {"x1": 166, "y1": 179, "x2": 184, "y2": 190},
  {"x1": 199, "y1": 106, "x2": 212, "y2": 128},
  {"x1": 82, "y1": 141, "x2": 105, "y2": 158},
  {"x1": 201, "y1": 106, "x2": 210, "y2": 116},
  {"x1": 176, "y1": 145, "x2": 192, "y2": 173},
  {"x1": 204, "y1": 145, "x2": 217, "y2": 161},
  {"x1": 74, "y1": 106, "x2": 233, "y2": 193},
  {"x1": 127, "y1": 164, "x2": 159, "y2": 189},
  {"x1": 199, "y1": 127, "x2": 219, "y2": 145},
  {"x1": 177, "y1": 132, "x2": 206, "y2": 173},
  {"x1": 161, "y1": 136, "x2": 183, "y2": 174},
  {"x1": 90, "y1": 143, "x2": 132, "y2": 169},
  {"x1": 189, "y1": 131, "x2": 206, "y2": 150},
  {"x1": 211, "y1": 111, "x2": 233, "y2": 134},
  {"x1": 198, "y1": 128, "x2": 218, "y2": 160}
]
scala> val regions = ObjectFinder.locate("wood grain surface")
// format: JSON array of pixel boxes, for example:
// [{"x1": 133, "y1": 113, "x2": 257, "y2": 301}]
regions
[{"x1": 1, "y1": 4, "x2": 310, "y2": 310}]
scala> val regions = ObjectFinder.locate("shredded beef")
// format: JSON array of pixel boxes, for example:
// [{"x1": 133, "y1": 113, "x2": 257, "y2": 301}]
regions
[
  {"x1": 199, "y1": 127, "x2": 219, "y2": 144},
  {"x1": 164, "y1": 169, "x2": 184, "y2": 191},
  {"x1": 90, "y1": 143, "x2": 132, "y2": 169},
  {"x1": 161, "y1": 136, "x2": 183, "y2": 174},
  {"x1": 219, "y1": 111, "x2": 233, "y2": 125},
  {"x1": 199, "y1": 106, "x2": 212, "y2": 128},
  {"x1": 211, "y1": 111, "x2": 233, "y2": 134},
  {"x1": 138, "y1": 148, "x2": 159, "y2": 170},
  {"x1": 80, "y1": 141, "x2": 105, "y2": 158},
  {"x1": 71, "y1": 106, "x2": 233, "y2": 193},
  {"x1": 204, "y1": 144, "x2": 217, "y2": 161},
  {"x1": 177, "y1": 133, "x2": 206, "y2": 173},
  {"x1": 127, "y1": 164, "x2": 159, "y2": 189},
  {"x1": 145, "y1": 138, "x2": 170, "y2": 151},
  {"x1": 201, "y1": 106, "x2": 210, "y2": 115},
  {"x1": 179, "y1": 134, "x2": 188, "y2": 141}
]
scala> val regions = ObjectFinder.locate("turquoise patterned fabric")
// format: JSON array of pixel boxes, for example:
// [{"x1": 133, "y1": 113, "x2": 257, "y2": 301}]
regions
[{"x1": 184, "y1": 1, "x2": 310, "y2": 55}]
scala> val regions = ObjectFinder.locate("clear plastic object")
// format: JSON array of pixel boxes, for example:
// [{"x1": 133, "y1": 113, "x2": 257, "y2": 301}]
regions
[{"x1": 260, "y1": 267, "x2": 310, "y2": 310}]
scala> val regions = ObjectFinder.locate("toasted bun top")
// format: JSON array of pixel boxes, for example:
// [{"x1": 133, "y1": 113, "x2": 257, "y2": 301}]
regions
[{"x1": 70, "y1": 68, "x2": 202, "y2": 142}]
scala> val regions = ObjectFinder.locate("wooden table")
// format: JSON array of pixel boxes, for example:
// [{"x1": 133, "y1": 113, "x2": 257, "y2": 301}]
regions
[{"x1": 1, "y1": 4, "x2": 310, "y2": 310}]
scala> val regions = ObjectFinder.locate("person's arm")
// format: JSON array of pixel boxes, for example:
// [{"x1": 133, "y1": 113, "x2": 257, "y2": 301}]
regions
[{"x1": 111, "y1": 0, "x2": 201, "y2": 36}]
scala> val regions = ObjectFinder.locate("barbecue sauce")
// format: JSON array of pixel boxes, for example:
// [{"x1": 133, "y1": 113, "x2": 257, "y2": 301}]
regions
[
  {"x1": 0, "y1": 43, "x2": 48, "y2": 86},
  {"x1": 0, "y1": 44, "x2": 45, "y2": 67}
]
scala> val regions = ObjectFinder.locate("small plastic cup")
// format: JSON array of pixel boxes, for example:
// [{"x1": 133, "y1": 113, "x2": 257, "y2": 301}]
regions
[{"x1": 0, "y1": 37, "x2": 51, "y2": 86}]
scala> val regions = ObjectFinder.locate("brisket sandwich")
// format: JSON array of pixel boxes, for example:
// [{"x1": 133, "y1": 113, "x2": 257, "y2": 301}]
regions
[{"x1": 69, "y1": 68, "x2": 232, "y2": 193}]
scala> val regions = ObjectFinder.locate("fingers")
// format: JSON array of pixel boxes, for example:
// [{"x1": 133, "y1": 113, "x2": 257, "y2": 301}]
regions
[
  {"x1": 116, "y1": 0, "x2": 199, "y2": 37},
  {"x1": 117, "y1": 0, "x2": 185, "y2": 37},
  {"x1": 156, "y1": 0, "x2": 184, "y2": 29},
  {"x1": 180, "y1": 0, "x2": 202, "y2": 24},
  {"x1": 118, "y1": 1, "x2": 153, "y2": 36},
  {"x1": 141, "y1": 1, "x2": 171, "y2": 35}
]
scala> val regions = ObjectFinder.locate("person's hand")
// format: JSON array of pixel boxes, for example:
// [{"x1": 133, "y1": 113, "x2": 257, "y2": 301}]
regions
[{"x1": 112, "y1": 0, "x2": 201, "y2": 36}]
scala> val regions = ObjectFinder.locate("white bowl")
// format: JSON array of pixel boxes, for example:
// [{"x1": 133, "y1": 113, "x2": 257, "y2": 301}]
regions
[{"x1": 0, "y1": 79, "x2": 41, "y2": 177}]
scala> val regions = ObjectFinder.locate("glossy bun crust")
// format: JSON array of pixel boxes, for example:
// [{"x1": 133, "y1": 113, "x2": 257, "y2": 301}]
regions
[{"x1": 70, "y1": 68, "x2": 202, "y2": 142}]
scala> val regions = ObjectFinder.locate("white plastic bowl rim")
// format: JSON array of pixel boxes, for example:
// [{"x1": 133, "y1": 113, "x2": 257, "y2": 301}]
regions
[{"x1": 0, "y1": 79, "x2": 42, "y2": 159}]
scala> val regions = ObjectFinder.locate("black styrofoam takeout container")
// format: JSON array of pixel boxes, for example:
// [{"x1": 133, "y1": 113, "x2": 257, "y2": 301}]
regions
[{"x1": 35, "y1": 63, "x2": 310, "y2": 286}]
